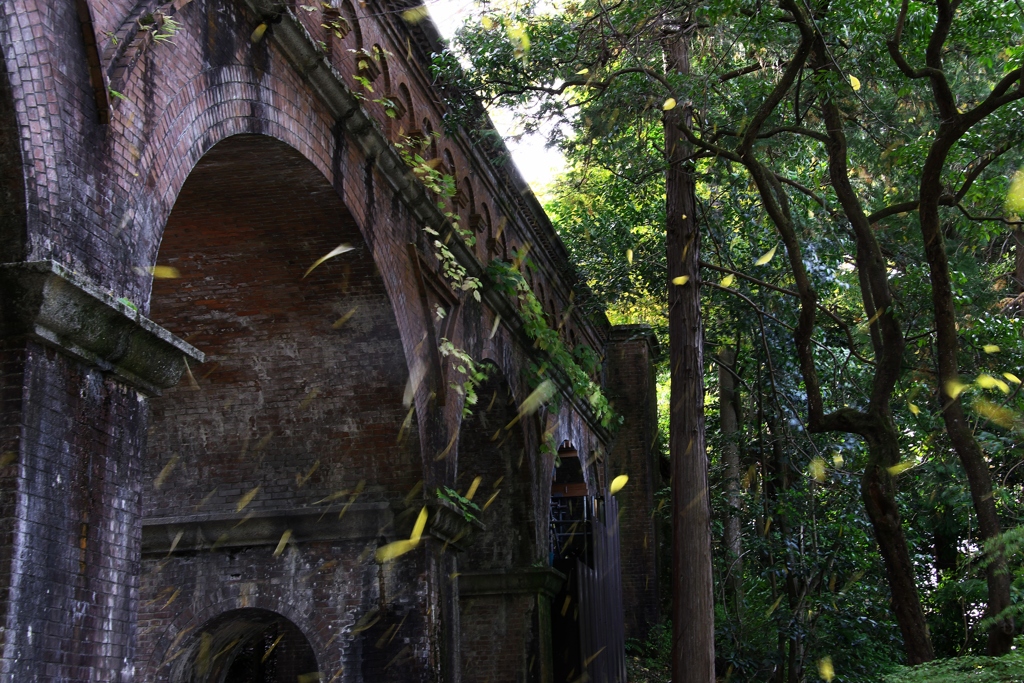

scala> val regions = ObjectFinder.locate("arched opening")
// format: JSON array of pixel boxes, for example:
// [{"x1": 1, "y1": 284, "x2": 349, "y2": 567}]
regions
[
  {"x1": 140, "y1": 134, "x2": 422, "y2": 678},
  {"x1": 167, "y1": 609, "x2": 318, "y2": 683}
]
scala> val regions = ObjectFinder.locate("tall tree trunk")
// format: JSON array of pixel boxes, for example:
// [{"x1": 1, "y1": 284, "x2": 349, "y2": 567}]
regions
[
  {"x1": 861, "y1": 421, "x2": 935, "y2": 663},
  {"x1": 919, "y1": 136, "x2": 1014, "y2": 655},
  {"x1": 720, "y1": 348, "x2": 744, "y2": 626},
  {"x1": 664, "y1": 18, "x2": 716, "y2": 683}
]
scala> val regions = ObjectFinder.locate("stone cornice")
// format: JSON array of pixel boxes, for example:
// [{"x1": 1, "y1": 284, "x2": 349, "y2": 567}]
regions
[
  {"x1": 0, "y1": 260, "x2": 204, "y2": 395},
  {"x1": 458, "y1": 567, "x2": 566, "y2": 599},
  {"x1": 141, "y1": 503, "x2": 391, "y2": 555}
]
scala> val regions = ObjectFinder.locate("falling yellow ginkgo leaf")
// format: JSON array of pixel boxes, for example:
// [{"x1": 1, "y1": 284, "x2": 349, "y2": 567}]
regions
[
  {"x1": 849, "y1": 75, "x2": 861, "y2": 91},
  {"x1": 1006, "y1": 168, "x2": 1024, "y2": 213},
  {"x1": 465, "y1": 476, "x2": 482, "y2": 501},
  {"x1": 973, "y1": 399, "x2": 1015, "y2": 428},
  {"x1": 576, "y1": 67, "x2": 589, "y2": 75},
  {"x1": 375, "y1": 506, "x2": 428, "y2": 562},
  {"x1": 945, "y1": 380, "x2": 969, "y2": 399},
  {"x1": 1003, "y1": 372, "x2": 1022, "y2": 384},
  {"x1": 663, "y1": 98, "x2": 676, "y2": 111},
  {"x1": 672, "y1": 275, "x2": 690, "y2": 286},
  {"x1": 809, "y1": 457, "x2": 826, "y2": 482},
  {"x1": 721, "y1": 274, "x2": 735, "y2": 287},
  {"x1": 818, "y1": 656, "x2": 835, "y2": 682},
  {"x1": 273, "y1": 529, "x2": 292, "y2": 557},
  {"x1": 481, "y1": 15, "x2": 494, "y2": 29},
  {"x1": 236, "y1": 485, "x2": 260, "y2": 512},
  {"x1": 977, "y1": 373, "x2": 1010, "y2": 394},
  {"x1": 251, "y1": 23, "x2": 268, "y2": 43},
  {"x1": 304, "y1": 244, "x2": 354, "y2": 278},
  {"x1": 610, "y1": 474, "x2": 629, "y2": 494},
  {"x1": 147, "y1": 265, "x2": 180, "y2": 279},
  {"x1": 983, "y1": 344, "x2": 1000, "y2": 353},
  {"x1": 908, "y1": 402, "x2": 921, "y2": 416},
  {"x1": 887, "y1": 461, "x2": 915, "y2": 476},
  {"x1": 626, "y1": 248, "x2": 634, "y2": 265},
  {"x1": 401, "y1": 6, "x2": 429, "y2": 23},
  {"x1": 755, "y1": 245, "x2": 777, "y2": 266}
]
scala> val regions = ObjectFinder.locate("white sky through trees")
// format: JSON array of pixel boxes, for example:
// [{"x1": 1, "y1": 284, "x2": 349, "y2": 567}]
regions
[{"x1": 424, "y1": 0, "x2": 567, "y2": 197}]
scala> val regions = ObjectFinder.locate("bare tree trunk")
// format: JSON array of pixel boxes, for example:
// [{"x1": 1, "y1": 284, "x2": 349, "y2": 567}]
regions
[
  {"x1": 719, "y1": 348, "x2": 744, "y2": 626},
  {"x1": 664, "y1": 17, "x2": 716, "y2": 683}
]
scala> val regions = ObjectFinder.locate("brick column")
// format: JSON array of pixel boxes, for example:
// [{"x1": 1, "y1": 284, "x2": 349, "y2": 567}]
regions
[
  {"x1": 605, "y1": 325, "x2": 660, "y2": 640},
  {"x1": 0, "y1": 261, "x2": 201, "y2": 681}
]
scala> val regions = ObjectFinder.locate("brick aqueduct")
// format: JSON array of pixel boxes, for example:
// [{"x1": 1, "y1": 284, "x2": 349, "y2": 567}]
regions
[{"x1": 0, "y1": 0, "x2": 661, "y2": 679}]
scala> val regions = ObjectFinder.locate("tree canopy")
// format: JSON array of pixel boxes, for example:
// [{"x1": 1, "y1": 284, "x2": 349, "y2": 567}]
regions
[{"x1": 437, "y1": 0, "x2": 1024, "y2": 679}]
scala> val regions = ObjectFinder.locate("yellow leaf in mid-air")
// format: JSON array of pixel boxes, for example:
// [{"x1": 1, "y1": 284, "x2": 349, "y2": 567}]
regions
[
  {"x1": 832, "y1": 453, "x2": 844, "y2": 467},
  {"x1": 887, "y1": 461, "x2": 915, "y2": 476},
  {"x1": 983, "y1": 344, "x2": 1000, "y2": 353},
  {"x1": 251, "y1": 22, "x2": 268, "y2": 43},
  {"x1": 517, "y1": 380, "x2": 556, "y2": 418},
  {"x1": 236, "y1": 485, "x2": 260, "y2": 512},
  {"x1": 610, "y1": 474, "x2": 629, "y2": 495},
  {"x1": 401, "y1": 6, "x2": 429, "y2": 23},
  {"x1": 409, "y1": 506, "x2": 428, "y2": 543},
  {"x1": 672, "y1": 275, "x2": 690, "y2": 286},
  {"x1": 945, "y1": 380, "x2": 969, "y2": 399},
  {"x1": 375, "y1": 506, "x2": 428, "y2": 562},
  {"x1": 809, "y1": 457, "x2": 826, "y2": 482},
  {"x1": 464, "y1": 476, "x2": 482, "y2": 501},
  {"x1": 148, "y1": 265, "x2": 180, "y2": 279},
  {"x1": 480, "y1": 15, "x2": 494, "y2": 30},
  {"x1": 755, "y1": 245, "x2": 777, "y2": 266},
  {"x1": 663, "y1": 98, "x2": 677, "y2": 111},
  {"x1": 849, "y1": 75, "x2": 861, "y2": 91},
  {"x1": 908, "y1": 402, "x2": 921, "y2": 416},
  {"x1": 977, "y1": 374, "x2": 1010, "y2": 394},
  {"x1": 973, "y1": 399, "x2": 1015, "y2": 429},
  {"x1": 273, "y1": 529, "x2": 292, "y2": 557},
  {"x1": 818, "y1": 656, "x2": 835, "y2": 682},
  {"x1": 1006, "y1": 168, "x2": 1024, "y2": 213},
  {"x1": 721, "y1": 274, "x2": 735, "y2": 287},
  {"x1": 576, "y1": 67, "x2": 589, "y2": 74},
  {"x1": 765, "y1": 594, "x2": 783, "y2": 616},
  {"x1": 304, "y1": 244, "x2": 354, "y2": 278},
  {"x1": 626, "y1": 248, "x2": 633, "y2": 265},
  {"x1": 1004, "y1": 372, "x2": 1022, "y2": 384}
]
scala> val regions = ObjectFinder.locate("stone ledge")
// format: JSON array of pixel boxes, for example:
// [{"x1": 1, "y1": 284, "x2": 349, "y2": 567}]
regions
[
  {"x1": 0, "y1": 260, "x2": 204, "y2": 395},
  {"x1": 141, "y1": 503, "x2": 391, "y2": 555},
  {"x1": 458, "y1": 567, "x2": 566, "y2": 598}
]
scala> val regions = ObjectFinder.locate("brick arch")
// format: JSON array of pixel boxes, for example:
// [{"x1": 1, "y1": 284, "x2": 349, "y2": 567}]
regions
[
  {"x1": 163, "y1": 607, "x2": 320, "y2": 683},
  {"x1": 121, "y1": 64, "x2": 335, "y2": 305}
]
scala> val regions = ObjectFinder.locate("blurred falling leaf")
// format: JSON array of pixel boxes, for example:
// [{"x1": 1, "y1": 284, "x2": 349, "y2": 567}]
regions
[
  {"x1": 974, "y1": 399, "x2": 1015, "y2": 428},
  {"x1": 755, "y1": 245, "x2": 777, "y2": 266},
  {"x1": 332, "y1": 307, "x2": 357, "y2": 329},
  {"x1": 506, "y1": 24, "x2": 530, "y2": 56},
  {"x1": 465, "y1": 476, "x2": 481, "y2": 501},
  {"x1": 303, "y1": 244, "x2": 354, "y2": 278},
  {"x1": 513, "y1": 380, "x2": 556, "y2": 422},
  {"x1": 1004, "y1": 372, "x2": 1022, "y2": 384},
  {"x1": 610, "y1": 474, "x2": 629, "y2": 494},
  {"x1": 1006, "y1": 168, "x2": 1024, "y2": 212},
  {"x1": 0, "y1": 451, "x2": 16, "y2": 468},
  {"x1": 809, "y1": 457, "x2": 826, "y2": 482},
  {"x1": 721, "y1": 274, "x2": 735, "y2": 287},
  {"x1": 576, "y1": 67, "x2": 589, "y2": 74},
  {"x1": 887, "y1": 461, "x2": 915, "y2": 476},
  {"x1": 977, "y1": 373, "x2": 1010, "y2": 394},
  {"x1": 481, "y1": 489, "x2": 500, "y2": 511},
  {"x1": 945, "y1": 379, "x2": 969, "y2": 399},
  {"x1": 236, "y1": 485, "x2": 260, "y2": 512},
  {"x1": 147, "y1": 265, "x2": 180, "y2": 279},
  {"x1": 401, "y1": 6, "x2": 429, "y2": 23},
  {"x1": 832, "y1": 453, "x2": 844, "y2": 467},
  {"x1": 375, "y1": 506, "x2": 428, "y2": 562},
  {"x1": 626, "y1": 248, "x2": 633, "y2": 265},
  {"x1": 818, "y1": 656, "x2": 835, "y2": 682},
  {"x1": 154, "y1": 454, "x2": 179, "y2": 489},
  {"x1": 481, "y1": 15, "x2": 494, "y2": 29},
  {"x1": 983, "y1": 344, "x2": 1000, "y2": 353},
  {"x1": 849, "y1": 75, "x2": 861, "y2": 91},
  {"x1": 663, "y1": 97, "x2": 676, "y2": 111},
  {"x1": 251, "y1": 22, "x2": 268, "y2": 42},
  {"x1": 765, "y1": 594, "x2": 783, "y2": 616},
  {"x1": 273, "y1": 529, "x2": 292, "y2": 557},
  {"x1": 908, "y1": 402, "x2": 921, "y2": 415},
  {"x1": 672, "y1": 275, "x2": 689, "y2": 286}
]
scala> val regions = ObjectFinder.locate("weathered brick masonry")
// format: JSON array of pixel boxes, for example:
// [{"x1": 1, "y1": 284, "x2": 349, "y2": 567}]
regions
[{"x1": 0, "y1": 0, "x2": 660, "y2": 679}]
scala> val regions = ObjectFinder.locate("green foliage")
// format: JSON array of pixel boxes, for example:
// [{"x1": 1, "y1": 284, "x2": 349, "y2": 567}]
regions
[
  {"x1": 883, "y1": 646, "x2": 1024, "y2": 682},
  {"x1": 435, "y1": 485, "x2": 481, "y2": 523}
]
